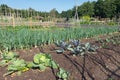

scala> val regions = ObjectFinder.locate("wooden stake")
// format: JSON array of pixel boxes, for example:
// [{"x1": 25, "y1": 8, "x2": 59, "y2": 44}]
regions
[{"x1": 12, "y1": 13, "x2": 15, "y2": 27}]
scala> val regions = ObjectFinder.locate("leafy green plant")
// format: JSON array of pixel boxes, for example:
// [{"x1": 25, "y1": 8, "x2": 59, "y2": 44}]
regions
[
  {"x1": 0, "y1": 26, "x2": 118, "y2": 51},
  {"x1": 0, "y1": 51, "x2": 70, "y2": 79},
  {"x1": 27, "y1": 53, "x2": 58, "y2": 71},
  {"x1": 105, "y1": 38, "x2": 111, "y2": 43},
  {"x1": 55, "y1": 40, "x2": 69, "y2": 53},
  {"x1": 0, "y1": 51, "x2": 19, "y2": 66},
  {"x1": 101, "y1": 43, "x2": 108, "y2": 48},
  {"x1": 57, "y1": 68, "x2": 69, "y2": 80},
  {"x1": 4, "y1": 59, "x2": 29, "y2": 76},
  {"x1": 97, "y1": 34, "x2": 120, "y2": 48},
  {"x1": 108, "y1": 78, "x2": 115, "y2": 80},
  {"x1": 27, "y1": 53, "x2": 69, "y2": 79},
  {"x1": 69, "y1": 42, "x2": 98, "y2": 56},
  {"x1": 0, "y1": 51, "x2": 29, "y2": 76},
  {"x1": 55, "y1": 40, "x2": 98, "y2": 56}
]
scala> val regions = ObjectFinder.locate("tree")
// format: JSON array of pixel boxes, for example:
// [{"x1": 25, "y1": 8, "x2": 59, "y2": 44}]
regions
[
  {"x1": 78, "y1": 1, "x2": 95, "y2": 17},
  {"x1": 50, "y1": 8, "x2": 59, "y2": 18},
  {"x1": 94, "y1": 0, "x2": 105, "y2": 18},
  {"x1": 104, "y1": 0, "x2": 116, "y2": 19},
  {"x1": 61, "y1": 11, "x2": 67, "y2": 18},
  {"x1": 61, "y1": 9, "x2": 73, "y2": 18},
  {"x1": 114, "y1": 0, "x2": 120, "y2": 20},
  {"x1": 0, "y1": 4, "x2": 9, "y2": 15}
]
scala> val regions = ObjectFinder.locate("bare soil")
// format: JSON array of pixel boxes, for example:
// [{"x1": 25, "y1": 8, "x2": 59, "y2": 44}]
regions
[{"x1": 0, "y1": 33, "x2": 120, "y2": 80}]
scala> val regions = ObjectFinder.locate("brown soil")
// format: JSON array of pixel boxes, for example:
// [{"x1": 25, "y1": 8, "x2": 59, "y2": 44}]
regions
[{"x1": 0, "y1": 33, "x2": 120, "y2": 80}]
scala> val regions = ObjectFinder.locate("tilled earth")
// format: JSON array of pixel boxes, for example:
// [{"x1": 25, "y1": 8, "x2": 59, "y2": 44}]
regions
[{"x1": 0, "y1": 33, "x2": 120, "y2": 80}]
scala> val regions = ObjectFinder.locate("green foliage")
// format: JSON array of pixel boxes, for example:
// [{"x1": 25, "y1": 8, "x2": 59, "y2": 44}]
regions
[
  {"x1": 82, "y1": 15, "x2": 91, "y2": 22},
  {"x1": 27, "y1": 53, "x2": 69, "y2": 79},
  {"x1": 1, "y1": 0, "x2": 120, "y2": 19},
  {"x1": 7, "y1": 59, "x2": 28, "y2": 71},
  {"x1": 33, "y1": 53, "x2": 51, "y2": 64},
  {"x1": 81, "y1": 15, "x2": 91, "y2": 24},
  {"x1": 0, "y1": 51, "x2": 69, "y2": 79},
  {"x1": 0, "y1": 51, "x2": 28, "y2": 76},
  {"x1": 27, "y1": 53, "x2": 58, "y2": 70},
  {"x1": 104, "y1": 0, "x2": 116, "y2": 18},
  {"x1": 61, "y1": 9, "x2": 73, "y2": 18},
  {"x1": 0, "y1": 26, "x2": 118, "y2": 51},
  {"x1": 108, "y1": 78, "x2": 115, "y2": 80},
  {"x1": 0, "y1": 4, "x2": 61, "y2": 20},
  {"x1": 97, "y1": 34, "x2": 120, "y2": 48},
  {"x1": 0, "y1": 51, "x2": 19, "y2": 66},
  {"x1": 57, "y1": 68, "x2": 69, "y2": 80},
  {"x1": 78, "y1": 1, "x2": 95, "y2": 16},
  {"x1": 4, "y1": 59, "x2": 29, "y2": 76},
  {"x1": 107, "y1": 22, "x2": 117, "y2": 26},
  {"x1": 55, "y1": 40, "x2": 98, "y2": 56},
  {"x1": 1, "y1": 51, "x2": 18, "y2": 60}
]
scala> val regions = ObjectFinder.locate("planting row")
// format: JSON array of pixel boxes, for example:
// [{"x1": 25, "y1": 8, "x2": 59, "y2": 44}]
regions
[
  {"x1": 96, "y1": 34, "x2": 120, "y2": 48},
  {"x1": 0, "y1": 26, "x2": 118, "y2": 50},
  {"x1": 55, "y1": 40, "x2": 98, "y2": 56},
  {"x1": 0, "y1": 51, "x2": 69, "y2": 80}
]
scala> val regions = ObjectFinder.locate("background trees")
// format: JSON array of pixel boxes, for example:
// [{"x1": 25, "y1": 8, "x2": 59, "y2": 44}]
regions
[
  {"x1": 0, "y1": 0, "x2": 120, "y2": 20},
  {"x1": 114, "y1": 0, "x2": 120, "y2": 21},
  {"x1": 61, "y1": 0, "x2": 120, "y2": 20},
  {"x1": 78, "y1": 1, "x2": 95, "y2": 17}
]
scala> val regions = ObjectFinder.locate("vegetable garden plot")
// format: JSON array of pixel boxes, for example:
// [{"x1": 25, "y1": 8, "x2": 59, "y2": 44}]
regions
[
  {"x1": 0, "y1": 32, "x2": 120, "y2": 80},
  {"x1": 0, "y1": 26, "x2": 118, "y2": 51}
]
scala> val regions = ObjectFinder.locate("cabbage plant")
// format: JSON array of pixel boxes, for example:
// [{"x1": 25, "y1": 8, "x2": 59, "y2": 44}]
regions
[
  {"x1": 55, "y1": 40, "x2": 98, "y2": 56},
  {"x1": 4, "y1": 59, "x2": 29, "y2": 76},
  {"x1": 0, "y1": 51, "x2": 19, "y2": 66},
  {"x1": 27, "y1": 53, "x2": 58, "y2": 71},
  {"x1": 57, "y1": 68, "x2": 69, "y2": 80}
]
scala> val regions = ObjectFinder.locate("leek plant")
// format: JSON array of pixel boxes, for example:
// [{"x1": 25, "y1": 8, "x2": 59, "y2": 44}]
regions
[{"x1": 0, "y1": 26, "x2": 118, "y2": 50}]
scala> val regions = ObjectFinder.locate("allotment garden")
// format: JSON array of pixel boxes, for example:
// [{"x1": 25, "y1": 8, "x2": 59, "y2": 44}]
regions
[{"x1": 0, "y1": 25, "x2": 120, "y2": 80}]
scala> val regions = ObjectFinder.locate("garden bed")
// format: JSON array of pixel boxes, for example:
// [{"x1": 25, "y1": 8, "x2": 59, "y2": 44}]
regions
[{"x1": 0, "y1": 33, "x2": 120, "y2": 80}]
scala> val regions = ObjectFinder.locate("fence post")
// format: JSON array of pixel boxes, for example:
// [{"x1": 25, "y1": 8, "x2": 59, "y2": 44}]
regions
[{"x1": 12, "y1": 13, "x2": 15, "y2": 27}]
